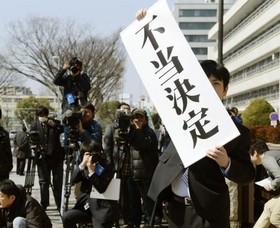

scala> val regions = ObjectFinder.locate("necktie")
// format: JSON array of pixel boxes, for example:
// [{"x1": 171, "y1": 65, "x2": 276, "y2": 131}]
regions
[{"x1": 181, "y1": 168, "x2": 189, "y2": 187}]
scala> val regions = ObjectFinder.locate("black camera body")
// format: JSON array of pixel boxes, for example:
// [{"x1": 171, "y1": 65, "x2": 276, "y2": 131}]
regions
[
  {"x1": 115, "y1": 109, "x2": 134, "y2": 144},
  {"x1": 63, "y1": 110, "x2": 85, "y2": 143},
  {"x1": 91, "y1": 152, "x2": 101, "y2": 164},
  {"x1": 29, "y1": 131, "x2": 41, "y2": 146},
  {"x1": 63, "y1": 110, "x2": 84, "y2": 127},
  {"x1": 69, "y1": 57, "x2": 82, "y2": 74}
]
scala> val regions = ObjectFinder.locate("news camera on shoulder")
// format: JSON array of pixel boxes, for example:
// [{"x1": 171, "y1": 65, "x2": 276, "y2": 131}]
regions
[{"x1": 62, "y1": 102, "x2": 102, "y2": 145}]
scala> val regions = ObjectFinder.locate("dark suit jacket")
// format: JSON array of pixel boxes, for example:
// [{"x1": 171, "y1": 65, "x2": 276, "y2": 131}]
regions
[
  {"x1": 148, "y1": 121, "x2": 255, "y2": 223},
  {"x1": 72, "y1": 158, "x2": 119, "y2": 224}
]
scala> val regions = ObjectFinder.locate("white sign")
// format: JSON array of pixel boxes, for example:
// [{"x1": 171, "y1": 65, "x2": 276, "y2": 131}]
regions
[
  {"x1": 120, "y1": 0, "x2": 240, "y2": 167},
  {"x1": 90, "y1": 178, "x2": 120, "y2": 201},
  {"x1": 255, "y1": 177, "x2": 273, "y2": 187}
]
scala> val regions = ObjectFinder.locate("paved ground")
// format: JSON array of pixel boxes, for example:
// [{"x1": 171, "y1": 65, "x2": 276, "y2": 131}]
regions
[
  {"x1": 9, "y1": 157, "x2": 168, "y2": 228},
  {"x1": 9, "y1": 157, "x2": 73, "y2": 228}
]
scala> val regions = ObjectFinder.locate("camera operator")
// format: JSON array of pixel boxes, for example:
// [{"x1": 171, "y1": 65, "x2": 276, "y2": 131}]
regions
[
  {"x1": 30, "y1": 105, "x2": 64, "y2": 210},
  {"x1": 63, "y1": 102, "x2": 102, "y2": 197},
  {"x1": 53, "y1": 57, "x2": 91, "y2": 113},
  {"x1": 71, "y1": 102, "x2": 102, "y2": 145},
  {"x1": 0, "y1": 106, "x2": 13, "y2": 182},
  {"x1": 127, "y1": 108, "x2": 159, "y2": 228},
  {"x1": 103, "y1": 102, "x2": 132, "y2": 225},
  {"x1": 62, "y1": 139, "x2": 119, "y2": 228}
]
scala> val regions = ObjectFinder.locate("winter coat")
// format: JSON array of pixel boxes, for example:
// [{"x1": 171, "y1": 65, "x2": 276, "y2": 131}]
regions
[{"x1": 0, "y1": 185, "x2": 52, "y2": 228}]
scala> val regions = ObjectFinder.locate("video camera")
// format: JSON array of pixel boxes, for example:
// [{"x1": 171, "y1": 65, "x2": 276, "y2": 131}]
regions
[
  {"x1": 28, "y1": 131, "x2": 45, "y2": 156},
  {"x1": 28, "y1": 131, "x2": 41, "y2": 145},
  {"x1": 63, "y1": 109, "x2": 85, "y2": 143},
  {"x1": 63, "y1": 110, "x2": 85, "y2": 127},
  {"x1": 114, "y1": 109, "x2": 134, "y2": 144}
]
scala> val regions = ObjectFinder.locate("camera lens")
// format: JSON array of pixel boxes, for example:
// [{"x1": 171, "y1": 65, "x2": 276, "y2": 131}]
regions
[
  {"x1": 70, "y1": 66, "x2": 79, "y2": 74},
  {"x1": 91, "y1": 153, "x2": 100, "y2": 163}
]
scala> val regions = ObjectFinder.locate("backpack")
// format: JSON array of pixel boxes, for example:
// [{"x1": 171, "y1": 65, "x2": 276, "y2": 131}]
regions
[{"x1": 0, "y1": 127, "x2": 13, "y2": 175}]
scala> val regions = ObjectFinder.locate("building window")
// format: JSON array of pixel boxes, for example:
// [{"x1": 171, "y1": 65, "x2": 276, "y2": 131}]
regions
[
  {"x1": 192, "y1": 48, "x2": 207, "y2": 55},
  {"x1": 14, "y1": 98, "x2": 23, "y2": 102},
  {"x1": 179, "y1": 22, "x2": 216, "y2": 30},
  {"x1": 2, "y1": 97, "x2": 12, "y2": 103},
  {"x1": 179, "y1": 9, "x2": 217, "y2": 17},
  {"x1": 185, "y1": 35, "x2": 216, "y2": 42}
]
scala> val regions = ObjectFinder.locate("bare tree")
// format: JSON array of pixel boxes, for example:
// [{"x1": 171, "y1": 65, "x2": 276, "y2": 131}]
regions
[
  {"x1": 1, "y1": 16, "x2": 125, "y2": 108},
  {"x1": 0, "y1": 55, "x2": 25, "y2": 89}
]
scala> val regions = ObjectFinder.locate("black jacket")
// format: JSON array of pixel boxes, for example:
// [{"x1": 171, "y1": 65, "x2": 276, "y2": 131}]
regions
[
  {"x1": 53, "y1": 69, "x2": 90, "y2": 112},
  {"x1": 148, "y1": 121, "x2": 255, "y2": 227},
  {"x1": 0, "y1": 185, "x2": 52, "y2": 228},
  {"x1": 71, "y1": 158, "x2": 119, "y2": 224},
  {"x1": 30, "y1": 120, "x2": 64, "y2": 163},
  {"x1": 129, "y1": 124, "x2": 159, "y2": 180},
  {"x1": 0, "y1": 127, "x2": 12, "y2": 177}
]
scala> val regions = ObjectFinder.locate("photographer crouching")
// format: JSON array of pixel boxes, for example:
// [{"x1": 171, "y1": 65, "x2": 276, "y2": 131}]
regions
[
  {"x1": 29, "y1": 105, "x2": 64, "y2": 210},
  {"x1": 62, "y1": 139, "x2": 119, "y2": 228}
]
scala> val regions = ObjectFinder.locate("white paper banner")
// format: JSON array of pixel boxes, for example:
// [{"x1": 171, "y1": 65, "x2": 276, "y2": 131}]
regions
[{"x1": 120, "y1": 0, "x2": 240, "y2": 167}]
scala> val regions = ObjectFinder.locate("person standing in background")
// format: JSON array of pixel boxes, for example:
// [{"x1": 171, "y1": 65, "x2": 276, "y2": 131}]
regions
[{"x1": 13, "y1": 125, "x2": 30, "y2": 176}]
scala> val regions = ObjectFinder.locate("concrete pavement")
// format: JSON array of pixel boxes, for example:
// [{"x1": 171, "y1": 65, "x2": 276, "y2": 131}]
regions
[
  {"x1": 9, "y1": 157, "x2": 168, "y2": 228},
  {"x1": 9, "y1": 157, "x2": 72, "y2": 228}
]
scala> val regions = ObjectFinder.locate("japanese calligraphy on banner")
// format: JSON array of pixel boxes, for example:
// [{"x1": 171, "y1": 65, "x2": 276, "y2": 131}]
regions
[{"x1": 120, "y1": 0, "x2": 240, "y2": 167}]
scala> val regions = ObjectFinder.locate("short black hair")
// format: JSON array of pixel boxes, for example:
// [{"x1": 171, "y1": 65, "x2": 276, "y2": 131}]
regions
[
  {"x1": 36, "y1": 105, "x2": 49, "y2": 116},
  {"x1": 249, "y1": 139, "x2": 269, "y2": 156},
  {"x1": 0, "y1": 179, "x2": 18, "y2": 197},
  {"x1": 200, "y1": 60, "x2": 230, "y2": 89},
  {"x1": 117, "y1": 102, "x2": 130, "y2": 109},
  {"x1": 81, "y1": 102, "x2": 96, "y2": 113},
  {"x1": 80, "y1": 139, "x2": 101, "y2": 156}
]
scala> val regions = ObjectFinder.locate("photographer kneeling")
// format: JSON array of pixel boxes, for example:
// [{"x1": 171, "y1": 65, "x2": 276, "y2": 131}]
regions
[{"x1": 62, "y1": 139, "x2": 119, "y2": 228}]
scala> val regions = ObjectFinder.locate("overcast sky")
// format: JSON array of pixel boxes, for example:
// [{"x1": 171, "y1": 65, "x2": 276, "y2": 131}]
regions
[{"x1": 0, "y1": 0, "x2": 175, "y2": 102}]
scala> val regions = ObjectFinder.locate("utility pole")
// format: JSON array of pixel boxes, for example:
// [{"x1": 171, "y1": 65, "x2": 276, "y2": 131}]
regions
[{"x1": 218, "y1": 0, "x2": 224, "y2": 64}]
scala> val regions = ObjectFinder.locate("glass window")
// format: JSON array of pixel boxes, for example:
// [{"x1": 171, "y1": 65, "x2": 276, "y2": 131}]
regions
[
  {"x1": 179, "y1": 9, "x2": 217, "y2": 17},
  {"x1": 185, "y1": 35, "x2": 216, "y2": 42},
  {"x1": 14, "y1": 98, "x2": 23, "y2": 102},
  {"x1": 179, "y1": 22, "x2": 216, "y2": 30},
  {"x1": 191, "y1": 48, "x2": 207, "y2": 55}
]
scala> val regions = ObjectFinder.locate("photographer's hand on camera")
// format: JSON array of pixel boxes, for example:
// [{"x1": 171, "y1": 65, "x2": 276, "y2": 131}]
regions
[
  {"x1": 62, "y1": 62, "x2": 71, "y2": 71},
  {"x1": 77, "y1": 119, "x2": 85, "y2": 134},
  {"x1": 132, "y1": 118, "x2": 143, "y2": 130},
  {"x1": 80, "y1": 152, "x2": 95, "y2": 174}
]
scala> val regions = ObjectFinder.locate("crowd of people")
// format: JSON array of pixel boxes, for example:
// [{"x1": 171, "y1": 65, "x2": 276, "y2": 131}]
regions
[{"x1": 0, "y1": 17, "x2": 279, "y2": 228}]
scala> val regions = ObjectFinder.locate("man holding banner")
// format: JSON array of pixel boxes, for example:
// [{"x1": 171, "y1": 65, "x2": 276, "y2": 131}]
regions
[
  {"x1": 147, "y1": 59, "x2": 255, "y2": 228},
  {"x1": 121, "y1": 3, "x2": 255, "y2": 228}
]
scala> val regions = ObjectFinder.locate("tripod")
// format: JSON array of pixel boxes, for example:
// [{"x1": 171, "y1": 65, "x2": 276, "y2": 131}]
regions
[
  {"x1": 24, "y1": 146, "x2": 39, "y2": 195},
  {"x1": 114, "y1": 139, "x2": 130, "y2": 228},
  {"x1": 60, "y1": 141, "x2": 78, "y2": 216}
]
